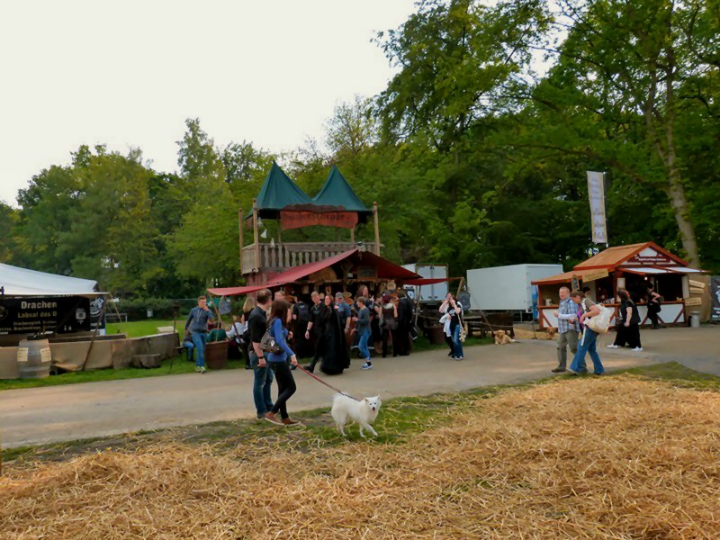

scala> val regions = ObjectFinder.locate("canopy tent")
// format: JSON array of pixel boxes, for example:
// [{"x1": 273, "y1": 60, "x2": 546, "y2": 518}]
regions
[
  {"x1": 246, "y1": 162, "x2": 314, "y2": 220},
  {"x1": 312, "y1": 166, "x2": 373, "y2": 222},
  {"x1": 244, "y1": 163, "x2": 374, "y2": 230},
  {"x1": 0, "y1": 263, "x2": 101, "y2": 297},
  {"x1": 209, "y1": 249, "x2": 420, "y2": 297}
]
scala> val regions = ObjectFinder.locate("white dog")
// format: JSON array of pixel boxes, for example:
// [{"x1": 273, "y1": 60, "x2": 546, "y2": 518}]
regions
[{"x1": 331, "y1": 394, "x2": 381, "y2": 438}]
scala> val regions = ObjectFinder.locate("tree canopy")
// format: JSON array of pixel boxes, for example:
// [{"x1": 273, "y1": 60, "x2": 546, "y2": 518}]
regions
[{"x1": 1, "y1": 0, "x2": 718, "y2": 296}]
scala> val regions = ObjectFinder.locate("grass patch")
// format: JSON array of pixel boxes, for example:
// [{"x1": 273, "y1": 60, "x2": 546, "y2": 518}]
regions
[
  {"x1": 618, "y1": 361, "x2": 720, "y2": 390},
  {"x1": 105, "y1": 319, "x2": 178, "y2": 337}
]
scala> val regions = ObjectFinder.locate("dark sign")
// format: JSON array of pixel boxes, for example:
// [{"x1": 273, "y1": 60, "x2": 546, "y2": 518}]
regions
[
  {"x1": 711, "y1": 277, "x2": 720, "y2": 322},
  {"x1": 0, "y1": 296, "x2": 92, "y2": 335}
]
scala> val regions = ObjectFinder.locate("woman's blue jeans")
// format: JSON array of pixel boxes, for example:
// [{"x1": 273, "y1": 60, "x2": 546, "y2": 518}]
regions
[
  {"x1": 570, "y1": 328, "x2": 604, "y2": 374},
  {"x1": 191, "y1": 332, "x2": 207, "y2": 367},
  {"x1": 358, "y1": 328, "x2": 371, "y2": 360},
  {"x1": 452, "y1": 325, "x2": 464, "y2": 358}
]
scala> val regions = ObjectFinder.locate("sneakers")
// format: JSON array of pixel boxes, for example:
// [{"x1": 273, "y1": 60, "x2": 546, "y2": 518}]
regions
[
  {"x1": 361, "y1": 362, "x2": 372, "y2": 370},
  {"x1": 632, "y1": 347, "x2": 644, "y2": 352},
  {"x1": 567, "y1": 369, "x2": 579, "y2": 376},
  {"x1": 282, "y1": 418, "x2": 302, "y2": 426},
  {"x1": 607, "y1": 344, "x2": 618, "y2": 349},
  {"x1": 455, "y1": 356, "x2": 464, "y2": 361},
  {"x1": 264, "y1": 412, "x2": 283, "y2": 425},
  {"x1": 551, "y1": 368, "x2": 566, "y2": 373},
  {"x1": 195, "y1": 366, "x2": 207, "y2": 373}
]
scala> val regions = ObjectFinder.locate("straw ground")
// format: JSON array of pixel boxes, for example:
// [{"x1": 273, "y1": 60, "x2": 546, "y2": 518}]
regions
[{"x1": 2, "y1": 366, "x2": 719, "y2": 539}]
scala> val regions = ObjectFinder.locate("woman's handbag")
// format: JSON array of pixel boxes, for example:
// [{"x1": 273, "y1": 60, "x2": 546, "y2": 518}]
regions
[
  {"x1": 458, "y1": 312, "x2": 468, "y2": 342},
  {"x1": 260, "y1": 322, "x2": 281, "y2": 354}
]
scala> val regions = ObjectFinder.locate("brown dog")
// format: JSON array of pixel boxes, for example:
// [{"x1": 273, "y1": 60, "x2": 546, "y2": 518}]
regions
[{"x1": 494, "y1": 329, "x2": 516, "y2": 345}]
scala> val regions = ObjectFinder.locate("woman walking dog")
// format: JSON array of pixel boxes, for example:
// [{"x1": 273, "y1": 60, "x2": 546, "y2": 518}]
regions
[{"x1": 264, "y1": 300, "x2": 302, "y2": 426}]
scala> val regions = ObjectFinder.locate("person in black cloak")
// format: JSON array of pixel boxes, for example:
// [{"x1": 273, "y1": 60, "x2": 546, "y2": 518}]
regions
[{"x1": 320, "y1": 294, "x2": 351, "y2": 375}]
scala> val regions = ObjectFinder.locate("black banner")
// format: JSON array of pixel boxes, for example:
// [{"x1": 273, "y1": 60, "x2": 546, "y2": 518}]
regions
[
  {"x1": 0, "y1": 296, "x2": 92, "y2": 335},
  {"x1": 712, "y1": 276, "x2": 720, "y2": 322}
]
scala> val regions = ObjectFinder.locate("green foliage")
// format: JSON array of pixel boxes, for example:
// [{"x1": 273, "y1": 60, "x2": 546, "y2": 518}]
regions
[
  {"x1": 4, "y1": 0, "x2": 719, "y2": 289},
  {"x1": 0, "y1": 202, "x2": 20, "y2": 263}
]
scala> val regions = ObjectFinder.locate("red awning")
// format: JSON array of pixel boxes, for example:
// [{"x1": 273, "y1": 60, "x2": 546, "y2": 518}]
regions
[
  {"x1": 404, "y1": 277, "x2": 461, "y2": 286},
  {"x1": 208, "y1": 249, "x2": 421, "y2": 296},
  {"x1": 206, "y1": 284, "x2": 269, "y2": 296}
]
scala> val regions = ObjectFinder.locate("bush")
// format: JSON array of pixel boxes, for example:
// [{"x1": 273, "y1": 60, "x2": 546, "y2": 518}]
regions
[{"x1": 114, "y1": 298, "x2": 198, "y2": 321}]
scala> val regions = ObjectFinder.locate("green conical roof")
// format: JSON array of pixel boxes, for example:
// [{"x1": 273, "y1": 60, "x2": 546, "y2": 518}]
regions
[
  {"x1": 312, "y1": 166, "x2": 370, "y2": 214},
  {"x1": 256, "y1": 162, "x2": 313, "y2": 210}
]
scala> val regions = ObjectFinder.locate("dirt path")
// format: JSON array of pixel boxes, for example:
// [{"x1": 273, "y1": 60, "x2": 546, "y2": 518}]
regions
[{"x1": 1, "y1": 326, "x2": 716, "y2": 449}]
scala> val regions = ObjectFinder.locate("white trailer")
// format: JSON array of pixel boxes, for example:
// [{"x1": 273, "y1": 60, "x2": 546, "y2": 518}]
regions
[
  {"x1": 401, "y1": 263, "x2": 449, "y2": 303},
  {"x1": 466, "y1": 264, "x2": 563, "y2": 313}
]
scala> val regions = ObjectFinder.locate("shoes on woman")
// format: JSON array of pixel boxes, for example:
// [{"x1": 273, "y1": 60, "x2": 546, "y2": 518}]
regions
[{"x1": 264, "y1": 412, "x2": 283, "y2": 425}]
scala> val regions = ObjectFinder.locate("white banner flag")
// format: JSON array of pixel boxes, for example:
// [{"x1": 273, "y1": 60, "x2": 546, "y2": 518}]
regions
[{"x1": 587, "y1": 171, "x2": 607, "y2": 244}]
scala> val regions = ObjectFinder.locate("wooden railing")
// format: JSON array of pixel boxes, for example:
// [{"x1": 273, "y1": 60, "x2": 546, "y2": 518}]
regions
[{"x1": 241, "y1": 242, "x2": 379, "y2": 274}]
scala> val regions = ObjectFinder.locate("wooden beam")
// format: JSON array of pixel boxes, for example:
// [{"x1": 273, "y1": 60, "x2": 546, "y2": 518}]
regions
[
  {"x1": 253, "y1": 199, "x2": 260, "y2": 270},
  {"x1": 373, "y1": 202, "x2": 380, "y2": 256},
  {"x1": 350, "y1": 227, "x2": 355, "y2": 243},
  {"x1": 238, "y1": 207, "x2": 244, "y2": 272}
]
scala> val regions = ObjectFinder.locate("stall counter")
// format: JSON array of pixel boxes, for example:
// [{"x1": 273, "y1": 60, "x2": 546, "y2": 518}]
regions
[{"x1": 538, "y1": 301, "x2": 686, "y2": 329}]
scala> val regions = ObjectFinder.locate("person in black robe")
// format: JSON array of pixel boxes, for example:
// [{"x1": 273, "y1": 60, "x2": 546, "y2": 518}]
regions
[
  {"x1": 320, "y1": 294, "x2": 350, "y2": 375},
  {"x1": 395, "y1": 289, "x2": 414, "y2": 356}
]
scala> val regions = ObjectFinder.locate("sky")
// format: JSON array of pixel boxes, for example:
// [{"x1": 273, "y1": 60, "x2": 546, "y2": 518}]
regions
[{"x1": 0, "y1": 0, "x2": 418, "y2": 206}]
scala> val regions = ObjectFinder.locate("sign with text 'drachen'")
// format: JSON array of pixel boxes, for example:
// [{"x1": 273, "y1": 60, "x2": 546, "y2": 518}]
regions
[
  {"x1": 0, "y1": 297, "x2": 91, "y2": 335},
  {"x1": 587, "y1": 171, "x2": 607, "y2": 244}
]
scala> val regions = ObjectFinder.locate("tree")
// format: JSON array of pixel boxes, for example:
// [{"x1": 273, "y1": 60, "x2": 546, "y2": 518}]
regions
[
  {"x1": 530, "y1": 0, "x2": 719, "y2": 267},
  {"x1": 0, "y1": 202, "x2": 21, "y2": 264},
  {"x1": 16, "y1": 164, "x2": 82, "y2": 275},
  {"x1": 59, "y1": 146, "x2": 163, "y2": 294}
]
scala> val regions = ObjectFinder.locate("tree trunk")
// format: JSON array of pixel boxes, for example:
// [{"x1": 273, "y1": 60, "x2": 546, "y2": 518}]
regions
[{"x1": 665, "y1": 166, "x2": 700, "y2": 268}]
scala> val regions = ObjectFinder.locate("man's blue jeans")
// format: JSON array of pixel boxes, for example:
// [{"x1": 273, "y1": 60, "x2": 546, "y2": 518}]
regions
[
  {"x1": 191, "y1": 332, "x2": 207, "y2": 368},
  {"x1": 452, "y1": 325, "x2": 464, "y2": 358},
  {"x1": 570, "y1": 328, "x2": 604, "y2": 374},
  {"x1": 358, "y1": 328, "x2": 371, "y2": 360},
  {"x1": 250, "y1": 351, "x2": 274, "y2": 417}
]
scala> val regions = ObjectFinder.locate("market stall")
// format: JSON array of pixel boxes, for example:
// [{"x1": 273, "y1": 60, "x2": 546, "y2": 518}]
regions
[{"x1": 531, "y1": 242, "x2": 706, "y2": 329}]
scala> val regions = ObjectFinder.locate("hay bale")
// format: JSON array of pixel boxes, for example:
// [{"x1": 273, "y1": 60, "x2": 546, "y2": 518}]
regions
[{"x1": 2, "y1": 378, "x2": 719, "y2": 539}]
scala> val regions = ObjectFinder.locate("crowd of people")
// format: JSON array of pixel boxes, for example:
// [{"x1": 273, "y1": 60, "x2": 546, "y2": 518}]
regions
[
  {"x1": 182, "y1": 282, "x2": 659, "y2": 423},
  {"x1": 181, "y1": 287, "x2": 424, "y2": 424}
]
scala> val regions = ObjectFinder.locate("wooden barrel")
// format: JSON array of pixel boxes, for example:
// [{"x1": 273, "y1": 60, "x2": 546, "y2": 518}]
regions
[{"x1": 17, "y1": 337, "x2": 52, "y2": 379}]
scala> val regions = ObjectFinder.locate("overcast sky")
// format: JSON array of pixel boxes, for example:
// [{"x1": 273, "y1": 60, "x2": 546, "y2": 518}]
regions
[{"x1": 0, "y1": 0, "x2": 417, "y2": 205}]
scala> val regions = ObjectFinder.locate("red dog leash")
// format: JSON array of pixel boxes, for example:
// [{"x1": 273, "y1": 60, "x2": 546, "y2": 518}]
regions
[{"x1": 295, "y1": 364, "x2": 360, "y2": 401}]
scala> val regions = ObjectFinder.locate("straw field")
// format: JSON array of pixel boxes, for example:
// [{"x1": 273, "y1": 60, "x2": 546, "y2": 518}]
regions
[{"x1": 2, "y1": 377, "x2": 719, "y2": 539}]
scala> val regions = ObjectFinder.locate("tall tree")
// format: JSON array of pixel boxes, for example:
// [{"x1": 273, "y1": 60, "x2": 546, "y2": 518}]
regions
[
  {"x1": 0, "y1": 202, "x2": 21, "y2": 264},
  {"x1": 530, "y1": 0, "x2": 719, "y2": 266}
]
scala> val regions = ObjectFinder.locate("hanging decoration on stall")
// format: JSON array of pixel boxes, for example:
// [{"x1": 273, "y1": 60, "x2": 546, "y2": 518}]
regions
[
  {"x1": 587, "y1": 171, "x2": 608, "y2": 244},
  {"x1": 0, "y1": 296, "x2": 91, "y2": 335},
  {"x1": 711, "y1": 277, "x2": 720, "y2": 322},
  {"x1": 280, "y1": 209, "x2": 358, "y2": 230}
]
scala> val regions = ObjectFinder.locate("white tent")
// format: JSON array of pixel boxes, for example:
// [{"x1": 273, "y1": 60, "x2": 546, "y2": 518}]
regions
[{"x1": 0, "y1": 262, "x2": 101, "y2": 296}]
